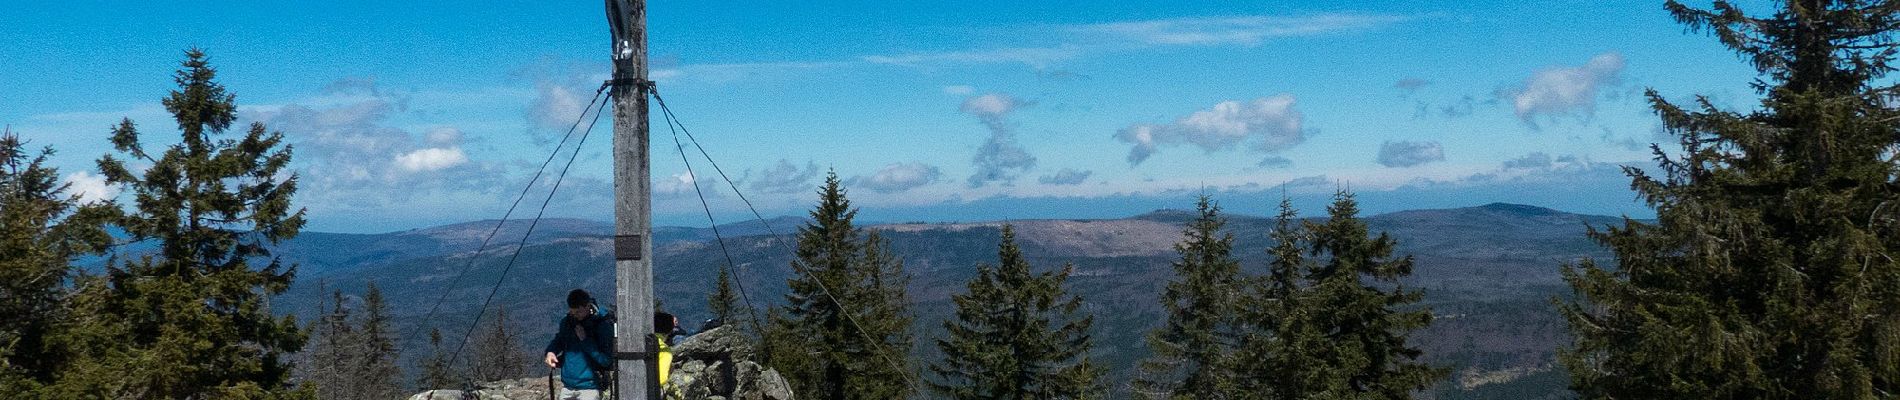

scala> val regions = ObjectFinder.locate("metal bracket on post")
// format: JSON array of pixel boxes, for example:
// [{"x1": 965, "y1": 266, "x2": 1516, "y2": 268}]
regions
[
  {"x1": 611, "y1": 340, "x2": 663, "y2": 398},
  {"x1": 606, "y1": 78, "x2": 654, "y2": 93},
  {"x1": 611, "y1": 340, "x2": 663, "y2": 399},
  {"x1": 613, "y1": 351, "x2": 656, "y2": 360}
]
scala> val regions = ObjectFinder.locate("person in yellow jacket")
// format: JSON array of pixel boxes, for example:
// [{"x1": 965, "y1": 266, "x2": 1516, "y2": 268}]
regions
[{"x1": 653, "y1": 312, "x2": 678, "y2": 387}]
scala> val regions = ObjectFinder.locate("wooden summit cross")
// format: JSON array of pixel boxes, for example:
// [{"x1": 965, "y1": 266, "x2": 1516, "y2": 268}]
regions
[{"x1": 605, "y1": 0, "x2": 656, "y2": 399}]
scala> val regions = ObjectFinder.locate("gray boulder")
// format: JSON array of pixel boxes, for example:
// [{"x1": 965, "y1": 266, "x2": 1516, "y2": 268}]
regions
[
  {"x1": 407, "y1": 377, "x2": 553, "y2": 400},
  {"x1": 407, "y1": 327, "x2": 793, "y2": 400},
  {"x1": 666, "y1": 326, "x2": 794, "y2": 400}
]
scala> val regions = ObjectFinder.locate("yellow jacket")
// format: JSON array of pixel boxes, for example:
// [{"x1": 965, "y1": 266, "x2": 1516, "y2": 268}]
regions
[{"x1": 654, "y1": 333, "x2": 673, "y2": 386}]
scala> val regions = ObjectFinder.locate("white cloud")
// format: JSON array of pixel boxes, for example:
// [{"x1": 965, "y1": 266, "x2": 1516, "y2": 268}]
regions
[
  {"x1": 395, "y1": 147, "x2": 469, "y2": 172},
  {"x1": 858, "y1": 14, "x2": 1412, "y2": 70},
  {"x1": 857, "y1": 162, "x2": 942, "y2": 193},
  {"x1": 1071, "y1": 13, "x2": 1415, "y2": 46},
  {"x1": 1395, "y1": 77, "x2": 1431, "y2": 92},
  {"x1": 247, "y1": 78, "x2": 508, "y2": 207},
  {"x1": 1038, "y1": 168, "x2": 1092, "y2": 185},
  {"x1": 60, "y1": 171, "x2": 115, "y2": 204},
  {"x1": 626, "y1": 13, "x2": 1413, "y2": 82},
  {"x1": 528, "y1": 81, "x2": 592, "y2": 133},
  {"x1": 1507, "y1": 52, "x2": 1625, "y2": 125},
  {"x1": 864, "y1": 47, "x2": 1081, "y2": 69},
  {"x1": 1258, "y1": 155, "x2": 1293, "y2": 168},
  {"x1": 1114, "y1": 94, "x2": 1305, "y2": 165},
  {"x1": 655, "y1": 171, "x2": 700, "y2": 198},
  {"x1": 515, "y1": 59, "x2": 613, "y2": 143},
  {"x1": 961, "y1": 93, "x2": 1025, "y2": 118},
  {"x1": 1376, "y1": 141, "x2": 1445, "y2": 168},
  {"x1": 426, "y1": 127, "x2": 462, "y2": 146},
  {"x1": 1276, "y1": 175, "x2": 1333, "y2": 191},
  {"x1": 647, "y1": 60, "x2": 850, "y2": 85},
  {"x1": 961, "y1": 93, "x2": 1038, "y2": 188},
  {"x1": 1503, "y1": 152, "x2": 1554, "y2": 170},
  {"x1": 749, "y1": 159, "x2": 821, "y2": 194}
]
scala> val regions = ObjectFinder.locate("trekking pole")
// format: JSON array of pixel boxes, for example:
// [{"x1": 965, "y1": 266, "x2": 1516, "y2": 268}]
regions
[{"x1": 547, "y1": 367, "x2": 557, "y2": 400}]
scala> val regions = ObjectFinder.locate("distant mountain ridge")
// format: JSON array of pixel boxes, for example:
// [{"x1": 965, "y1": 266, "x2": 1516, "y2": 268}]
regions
[{"x1": 259, "y1": 202, "x2": 1623, "y2": 399}]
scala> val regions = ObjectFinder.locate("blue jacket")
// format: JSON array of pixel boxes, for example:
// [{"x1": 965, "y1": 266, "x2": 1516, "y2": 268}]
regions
[{"x1": 545, "y1": 308, "x2": 615, "y2": 390}]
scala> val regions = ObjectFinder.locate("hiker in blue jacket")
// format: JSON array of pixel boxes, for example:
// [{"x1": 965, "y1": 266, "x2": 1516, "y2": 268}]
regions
[{"x1": 545, "y1": 289, "x2": 615, "y2": 400}]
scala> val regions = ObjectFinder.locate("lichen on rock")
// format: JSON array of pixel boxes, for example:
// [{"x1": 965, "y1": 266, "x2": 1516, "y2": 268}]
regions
[
  {"x1": 665, "y1": 326, "x2": 794, "y2": 400},
  {"x1": 407, "y1": 326, "x2": 793, "y2": 400}
]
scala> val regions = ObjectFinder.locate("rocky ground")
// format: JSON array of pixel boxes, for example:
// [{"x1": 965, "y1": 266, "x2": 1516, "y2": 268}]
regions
[{"x1": 410, "y1": 327, "x2": 793, "y2": 400}]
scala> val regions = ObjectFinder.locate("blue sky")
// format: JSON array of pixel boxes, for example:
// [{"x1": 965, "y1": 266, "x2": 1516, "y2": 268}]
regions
[{"x1": 2, "y1": 1, "x2": 1775, "y2": 233}]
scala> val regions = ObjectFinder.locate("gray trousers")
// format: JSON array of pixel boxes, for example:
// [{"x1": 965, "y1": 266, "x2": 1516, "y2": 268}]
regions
[{"x1": 559, "y1": 388, "x2": 601, "y2": 400}]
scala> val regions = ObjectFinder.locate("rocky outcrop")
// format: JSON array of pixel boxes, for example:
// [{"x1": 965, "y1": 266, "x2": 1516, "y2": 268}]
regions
[
  {"x1": 408, "y1": 377, "x2": 553, "y2": 400},
  {"x1": 407, "y1": 326, "x2": 793, "y2": 400},
  {"x1": 666, "y1": 326, "x2": 794, "y2": 400}
]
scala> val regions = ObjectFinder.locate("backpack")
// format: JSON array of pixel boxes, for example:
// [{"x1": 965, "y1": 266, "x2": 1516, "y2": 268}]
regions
[{"x1": 579, "y1": 307, "x2": 618, "y2": 372}]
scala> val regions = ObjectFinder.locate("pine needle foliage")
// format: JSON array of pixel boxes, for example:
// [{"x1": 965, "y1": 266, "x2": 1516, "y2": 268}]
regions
[
  {"x1": 471, "y1": 305, "x2": 526, "y2": 383},
  {"x1": 48, "y1": 48, "x2": 311, "y2": 399},
  {"x1": 1225, "y1": 193, "x2": 1443, "y2": 399},
  {"x1": 416, "y1": 327, "x2": 460, "y2": 391},
  {"x1": 1133, "y1": 195, "x2": 1244, "y2": 399},
  {"x1": 306, "y1": 284, "x2": 411, "y2": 399},
  {"x1": 1560, "y1": 1, "x2": 1900, "y2": 398},
  {"x1": 356, "y1": 283, "x2": 404, "y2": 399},
  {"x1": 1289, "y1": 192, "x2": 1442, "y2": 398},
  {"x1": 310, "y1": 289, "x2": 359, "y2": 399},
  {"x1": 765, "y1": 171, "x2": 915, "y2": 400},
  {"x1": 0, "y1": 129, "x2": 114, "y2": 395},
  {"x1": 1227, "y1": 198, "x2": 1315, "y2": 398},
  {"x1": 928, "y1": 225, "x2": 1104, "y2": 400},
  {"x1": 708, "y1": 264, "x2": 753, "y2": 334}
]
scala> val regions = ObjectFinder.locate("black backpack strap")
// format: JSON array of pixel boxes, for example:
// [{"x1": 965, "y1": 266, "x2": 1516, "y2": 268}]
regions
[{"x1": 579, "y1": 317, "x2": 618, "y2": 372}]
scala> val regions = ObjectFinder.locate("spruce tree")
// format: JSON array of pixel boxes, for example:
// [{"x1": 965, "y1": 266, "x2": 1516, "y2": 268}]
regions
[
  {"x1": 311, "y1": 290, "x2": 359, "y2": 400},
  {"x1": 1232, "y1": 192, "x2": 1441, "y2": 399},
  {"x1": 857, "y1": 229, "x2": 914, "y2": 379},
  {"x1": 1228, "y1": 198, "x2": 1317, "y2": 398},
  {"x1": 1133, "y1": 195, "x2": 1244, "y2": 399},
  {"x1": 416, "y1": 327, "x2": 459, "y2": 391},
  {"x1": 1305, "y1": 192, "x2": 1441, "y2": 398},
  {"x1": 1559, "y1": 1, "x2": 1900, "y2": 398},
  {"x1": 50, "y1": 49, "x2": 309, "y2": 398},
  {"x1": 0, "y1": 130, "x2": 113, "y2": 394},
  {"x1": 766, "y1": 171, "x2": 915, "y2": 400},
  {"x1": 355, "y1": 283, "x2": 403, "y2": 399},
  {"x1": 708, "y1": 264, "x2": 746, "y2": 329},
  {"x1": 927, "y1": 224, "x2": 1103, "y2": 400},
  {"x1": 305, "y1": 286, "x2": 417, "y2": 399},
  {"x1": 762, "y1": 307, "x2": 798, "y2": 366},
  {"x1": 471, "y1": 306, "x2": 525, "y2": 382}
]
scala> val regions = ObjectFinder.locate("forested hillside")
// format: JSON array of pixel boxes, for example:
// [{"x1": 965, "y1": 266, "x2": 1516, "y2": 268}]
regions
[{"x1": 259, "y1": 202, "x2": 1614, "y2": 398}]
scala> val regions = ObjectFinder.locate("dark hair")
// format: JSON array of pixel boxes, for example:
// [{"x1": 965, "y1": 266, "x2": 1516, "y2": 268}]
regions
[
  {"x1": 654, "y1": 311, "x2": 676, "y2": 334},
  {"x1": 567, "y1": 289, "x2": 593, "y2": 308}
]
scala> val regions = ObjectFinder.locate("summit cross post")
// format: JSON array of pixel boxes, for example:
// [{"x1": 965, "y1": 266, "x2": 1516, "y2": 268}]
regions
[{"x1": 604, "y1": 0, "x2": 655, "y2": 399}]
